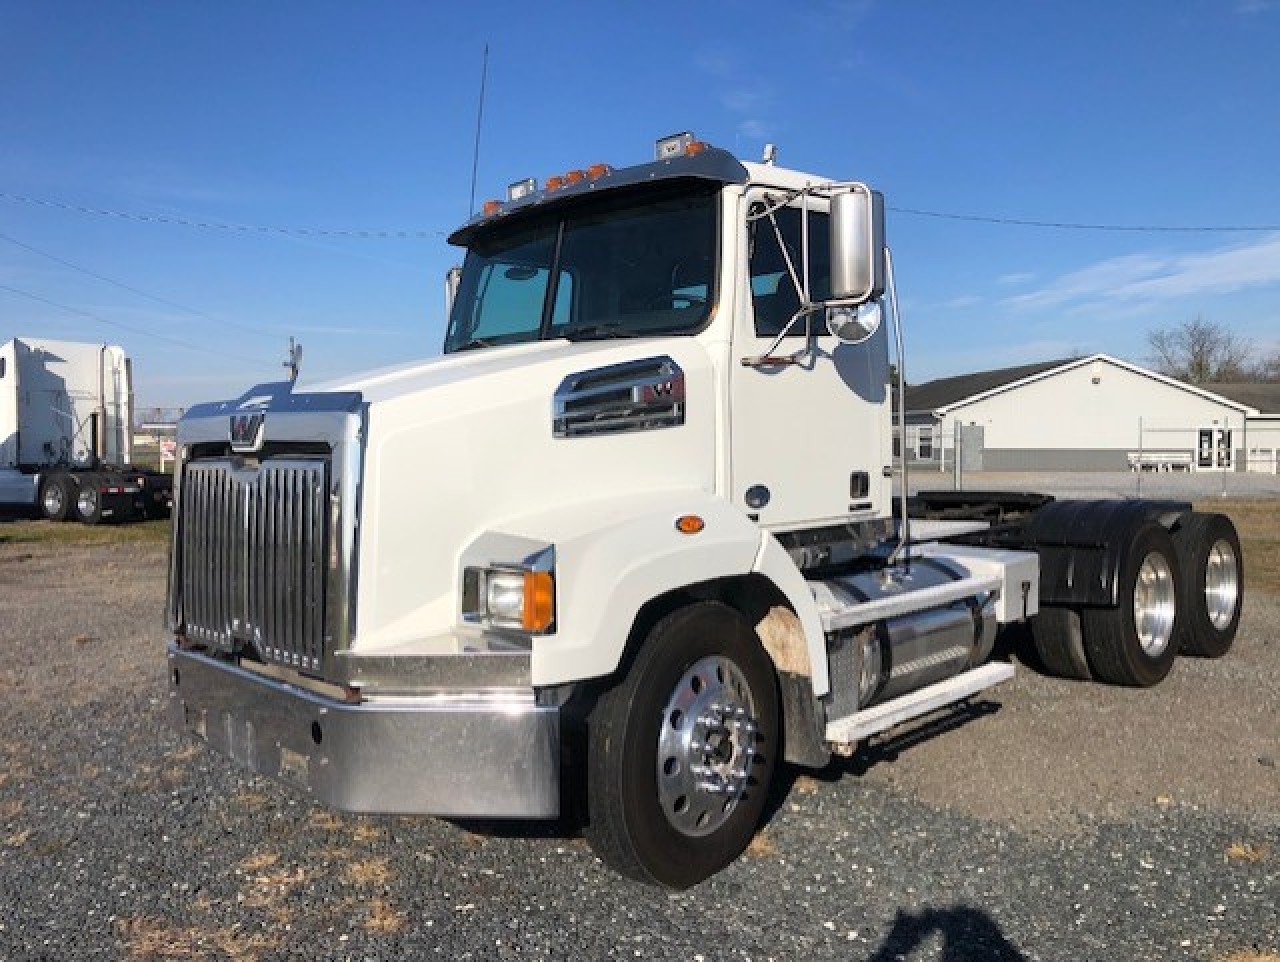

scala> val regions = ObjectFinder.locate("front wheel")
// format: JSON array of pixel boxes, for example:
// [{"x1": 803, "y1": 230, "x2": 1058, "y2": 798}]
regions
[{"x1": 584, "y1": 602, "x2": 779, "y2": 889}]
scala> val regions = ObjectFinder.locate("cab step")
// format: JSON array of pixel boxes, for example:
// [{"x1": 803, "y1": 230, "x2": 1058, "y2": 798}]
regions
[{"x1": 824, "y1": 661, "x2": 1016, "y2": 745}]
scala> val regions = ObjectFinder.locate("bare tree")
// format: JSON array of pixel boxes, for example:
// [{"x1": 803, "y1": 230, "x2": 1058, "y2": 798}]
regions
[
  {"x1": 1252, "y1": 346, "x2": 1280, "y2": 382},
  {"x1": 1146, "y1": 317, "x2": 1252, "y2": 384}
]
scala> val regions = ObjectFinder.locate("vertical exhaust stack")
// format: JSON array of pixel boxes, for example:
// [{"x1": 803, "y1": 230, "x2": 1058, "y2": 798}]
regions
[{"x1": 95, "y1": 344, "x2": 108, "y2": 465}]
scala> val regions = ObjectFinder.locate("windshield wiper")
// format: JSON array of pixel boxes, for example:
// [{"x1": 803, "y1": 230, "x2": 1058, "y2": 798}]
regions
[
  {"x1": 451, "y1": 337, "x2": 495, "y2": 352},
  {"x1": 562, "y1": 323, "x2": 641, "y2": 341}
]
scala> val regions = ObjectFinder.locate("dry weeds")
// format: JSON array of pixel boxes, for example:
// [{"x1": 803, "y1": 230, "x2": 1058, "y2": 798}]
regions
[
  {"x1": 230, "y1": 792, "x2": 270, "y2": 813},
  {"x1": 746, "y1": 829, "x2": 778, "y2": 858},
  {"x1": 240, "y1": 866, "x2": 310, "y2": 911},
  {"x1": 1215, "y1": 952, "x2": 1280, "y2": 962},
  {"x1": 117, "y1": 917, "x2": 279, "y2": 962},
  {"x1": 0, "y1": 798, "x2": 25, "y2": 819},
  {"x1": 237, "y1": 852, "x2": 280, "y2": 873},
  {"x1": 346, "y1": 856, "x2": 392, "y2": 887},
  {"x1": 1226, "y1": 841, "x2": 1271, "y2": 863},
  {"x1": 308, "y1": 810, "x2": 344, "y2": 832},
  {"x1": 72, "y1": 633, "x2": 98, "y2": 646},
  {"x1": 363, "y1": 897, "x2": 407, "y2": 934},
  {"x1": 4, "y1": 828, "x2": 33, "y2": 847},
  {"x1": 352, "y1": 822, "x2": 384, "y2": 843}
]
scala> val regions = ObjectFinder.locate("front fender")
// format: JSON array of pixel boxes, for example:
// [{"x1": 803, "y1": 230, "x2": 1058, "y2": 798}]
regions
[{"x1": 517, "y1": 491, "x2": 760, "y2": 686}]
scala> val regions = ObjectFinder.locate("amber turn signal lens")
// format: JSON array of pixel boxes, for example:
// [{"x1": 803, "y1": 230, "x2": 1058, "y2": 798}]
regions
[
  {"x1": 675, "y1": 515, "x2": 705, "y2": 535},
  {"x1": 522, "y1": 571, "x2": 555, "y2": 632}
]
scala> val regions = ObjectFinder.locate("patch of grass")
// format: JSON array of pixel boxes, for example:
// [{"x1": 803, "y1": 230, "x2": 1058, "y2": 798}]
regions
[
  {"x1": 363, "y1": 897, "x2": 407, "y2": 934},
  {"x1": 346, "y1": 856, "x2": 392, "y2": 887},
  {"x1": 1226, "y1": 841, "x2": 1271, "y2": 863},
  {"x1": 1215, "y1": 953, "x2": 1280, "y2": 962},
  {"x1": 117, "y1": 917, "x2": 278, "y2": 962},
  {"x1": 0, "y1": 518, "x2": 170, "y2": 546},
  {"x1": 746, "y1": 829, "x2": 778, "y2": 858},
  {"x1": 1198, "y1": 499, "x2": 1280, "y2": 598}
]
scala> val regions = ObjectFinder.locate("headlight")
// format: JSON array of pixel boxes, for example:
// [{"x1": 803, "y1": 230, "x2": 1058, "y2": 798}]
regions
[{"x1": 463, "y1": 566, "x2": 556, "y2": 633}]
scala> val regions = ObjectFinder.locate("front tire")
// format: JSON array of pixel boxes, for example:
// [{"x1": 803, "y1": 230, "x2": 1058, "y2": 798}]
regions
[
  {"x1": 1172, "y1": 513, "x2": 1242, "y2": 658},
  {"x1": 1082, "y1": 523, "x2": 1181, "y2": 687},
  {"x1": 584, "y1": 602, "x2": 779, "y2": 889},
  {"x1": 1031, "y1": 605, "x2": 1091, "y2": 680}
]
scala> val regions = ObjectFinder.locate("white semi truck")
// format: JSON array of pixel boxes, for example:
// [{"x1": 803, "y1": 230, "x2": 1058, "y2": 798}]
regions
[
  {"x1": 0, "y1": 337, "x2": 171, "y2": 523},
  {"x1": 165, "y1": 134, "x2": 1244, "y2": 888}
]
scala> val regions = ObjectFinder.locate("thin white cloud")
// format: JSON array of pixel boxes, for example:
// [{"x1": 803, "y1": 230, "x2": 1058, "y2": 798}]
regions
[
  {"x1": 695, "y1": 50, "x2": 776, "y2": 143},
  {"x1": 1237, "y1": 0, "x2": 1275, "y2": 13},
  {"x1": 1006, "y1": 234, "x2": 1280, "y2": 313},
  {"x1": 996, "y1": 271, "x2": 1035, "y2": 286}
]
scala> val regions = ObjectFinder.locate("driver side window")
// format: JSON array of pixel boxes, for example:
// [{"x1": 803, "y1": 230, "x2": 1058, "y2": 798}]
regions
[{"x1": 748, "y1": 206, "x2": 831, "y2": 337}]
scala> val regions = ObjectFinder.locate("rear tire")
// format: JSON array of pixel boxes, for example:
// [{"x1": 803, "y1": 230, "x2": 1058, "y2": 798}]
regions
[
  {"x1": 1081, "y1": 523, "x2": 1181, "y2": 687},
  {"x1": 38, "y1": 475, "x2": 72, "y2": 521},
  {"x1": 1172, "y1": 513, "x2": 1242, "y2": 658},
  {"x1": 1031, "y1": 605, "x2": 1091, "y2": 680},
  {"x1": 584, "y1": 602, "x2": 779, "y2": 889},
  {"x1": 75, "y1": 485, "x2": 104, "y2": 525}
]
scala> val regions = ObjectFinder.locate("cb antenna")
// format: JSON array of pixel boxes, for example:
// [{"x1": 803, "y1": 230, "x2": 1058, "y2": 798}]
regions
[
  {"x1": 467, "y1": 44, "x2": 490, "y2": 217},
  {"x1": 283, "y1": 336, "x2": 303, "y2": 384}
]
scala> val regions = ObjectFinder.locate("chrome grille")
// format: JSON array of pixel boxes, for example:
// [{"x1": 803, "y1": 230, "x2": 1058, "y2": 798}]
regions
[{"x1": 178, "y1": 458, "x2": 329, "y2": 675}]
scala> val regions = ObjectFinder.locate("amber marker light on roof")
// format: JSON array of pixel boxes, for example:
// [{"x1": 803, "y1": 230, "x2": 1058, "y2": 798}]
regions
[
  {"x1": 545, "y1": 175, "x2": 566, "y2": 191},
  {"x1": 565, "y1": 169, "x2": 586, "y2": 185},
  {"x1": 675, "y1": 515, "x2": 706, "y2": 535},
  {"x1": 685, "y1": 140, "x2": 708, "y2": 156},
  {"x1": 587, "y1": 164, "x2": 612, "y2": 180},
  {"x1": 482, "y1": 199, "x2": 502, "y2": 216}
]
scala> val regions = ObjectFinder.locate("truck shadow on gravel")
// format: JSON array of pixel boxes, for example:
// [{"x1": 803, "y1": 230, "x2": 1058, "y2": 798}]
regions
[{"x1": 865, "y1": 906, "x2": 1029, "y2": 961}]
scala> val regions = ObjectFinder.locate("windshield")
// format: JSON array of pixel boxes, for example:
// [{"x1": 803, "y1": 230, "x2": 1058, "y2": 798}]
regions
[{"x1": 444, "y1": 184, "x2": 718, "y2": 352}]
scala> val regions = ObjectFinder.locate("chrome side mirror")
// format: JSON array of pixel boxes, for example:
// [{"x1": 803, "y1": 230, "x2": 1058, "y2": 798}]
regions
[
  {"x1": 829, "y1": 187, "x2": 886, "y2": 304},
  {"x1": 826, "y1": 302, "x2": 882, "y2": 344}
]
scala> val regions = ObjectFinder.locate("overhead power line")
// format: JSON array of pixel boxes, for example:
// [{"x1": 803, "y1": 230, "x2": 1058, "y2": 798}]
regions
[
  {"x1": 5, "y1": 187, "x2": 1280, "y2": 236},
  {"x1": 0, "y1": 230, "x2": 276, "y2": 339},
  {"x1": 0, "y1": 282, "x2": 274, "y2": 366},
  {"x1": 887, "y1": 206, "x2": 1280, "y2": 233},
  {"x1": 0, "y1": 191, "x2": 443, "y2": 239}
]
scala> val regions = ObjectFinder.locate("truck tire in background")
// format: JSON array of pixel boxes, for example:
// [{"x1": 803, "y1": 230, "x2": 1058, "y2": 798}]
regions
[
  {"x1": 584, "y1": 601, "x2": 779, "y2": 889},
  {"x1": 38, "y1": 474, "x2": 72, "y2": 522},
  {"x1": 1081, "y1": 523, "x2": 1182, "y2": 687},
  {"x1": 1030, "y1": 605, "x2": 1092, "y2": 680},
  {"x1": 1172, "y1": 512, "x2": 1243, "y2": 658},
  {"x1": 74, "y1": 483, "x2": 104, "y2": 525}
]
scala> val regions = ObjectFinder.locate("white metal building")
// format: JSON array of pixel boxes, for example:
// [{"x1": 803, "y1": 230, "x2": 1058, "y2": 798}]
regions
[{"x1": 902, "y1": 354, "x2": 1261, "y2": 472}]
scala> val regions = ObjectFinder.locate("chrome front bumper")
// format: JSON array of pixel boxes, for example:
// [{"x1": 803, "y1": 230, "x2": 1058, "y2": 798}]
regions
[{"x1": 167, "y1": 645, "x2": 560, "y2": 818}]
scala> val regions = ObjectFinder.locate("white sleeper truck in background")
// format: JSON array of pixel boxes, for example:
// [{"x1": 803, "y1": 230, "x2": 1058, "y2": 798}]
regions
[
  {"x1": 0, "y1": 337, "x2": 171, "y2": 522},
  {"x1": 164, "y1": 134, "x2": 1245, "y2": 888}
]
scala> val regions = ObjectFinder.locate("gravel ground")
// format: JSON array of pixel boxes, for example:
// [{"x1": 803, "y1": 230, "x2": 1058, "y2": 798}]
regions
[{"x1": 0, "y1": 536, "x2": 1277, "y2": 962}]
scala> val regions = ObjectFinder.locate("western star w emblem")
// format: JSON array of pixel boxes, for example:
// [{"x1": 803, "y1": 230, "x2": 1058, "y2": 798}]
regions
[{"x1": 229, "y1": 412, "x2": 265, "y2": 452}]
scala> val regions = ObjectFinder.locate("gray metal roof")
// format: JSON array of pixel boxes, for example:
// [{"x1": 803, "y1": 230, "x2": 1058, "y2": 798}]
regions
[
  {"x1": 1202, "y1": 382, "x2": 1280, "y2": 415},
  {"x1": 903, "y1": 358, "x2": 1076, "y2": 413}
]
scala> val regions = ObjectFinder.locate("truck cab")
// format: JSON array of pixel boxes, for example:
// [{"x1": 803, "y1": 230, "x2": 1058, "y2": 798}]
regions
[{"x1": 165, "y1": 134, "x2": 1243, "y2": 888}]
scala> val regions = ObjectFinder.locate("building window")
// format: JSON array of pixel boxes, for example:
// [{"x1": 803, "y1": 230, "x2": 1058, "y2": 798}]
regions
[{"x1": 918, "y1": 427, "x2": 933, "y2": 460}]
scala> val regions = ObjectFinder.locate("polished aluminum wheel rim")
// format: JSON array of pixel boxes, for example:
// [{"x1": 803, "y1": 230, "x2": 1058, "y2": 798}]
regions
[
  {"x1": 656, "y1": 655, "x2": 760, "y2": 838},
  {"x1": 1204, "y1": 539, "x2": 1240, "y2": 631},
  {"x1": 77, "y1": 489, "x2": 97, "y2": 516},
  {"x1": 1133, "y1": 552, "x2": 1176, "y2": 657},
  {"x1": 42, "y1": 486, "x2": 64, "y2": 516}
]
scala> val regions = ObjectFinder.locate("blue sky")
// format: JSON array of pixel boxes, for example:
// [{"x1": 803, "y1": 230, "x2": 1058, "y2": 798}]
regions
[{"x1": 2, "y1": 0, "x2": 1278, "y2": 408}]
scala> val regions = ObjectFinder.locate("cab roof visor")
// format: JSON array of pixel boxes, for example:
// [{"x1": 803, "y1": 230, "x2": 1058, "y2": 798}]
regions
[{"x1": 447, "y1": 146, "x2": 749, "y2": 246}]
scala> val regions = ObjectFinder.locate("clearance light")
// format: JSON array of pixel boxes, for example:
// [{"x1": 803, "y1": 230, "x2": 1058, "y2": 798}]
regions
[
  {"x1": 675, "y1": 515, "x2": 706, "y2": 535},
  {"x1": 507, "y1": 177, "x2": 537, "y2": 201},
  {"x1": 546, "y1": 175, "x2": 566, "y2": 191},
  {"x1": 565, "y1": 169, "x2": 586, "y2": 185},
  {"x1": 655, "y1": 131, "x2": 696, "y2": 160},
  {"x1": 587, "y1": 163, "x2": 612, "y2": 180},
  {"x1": 482, "y1": 199, "x2": 502, "y2": 216},
  {"x1": 685, "y1": 140, "x2": 708, "y2": 156}
]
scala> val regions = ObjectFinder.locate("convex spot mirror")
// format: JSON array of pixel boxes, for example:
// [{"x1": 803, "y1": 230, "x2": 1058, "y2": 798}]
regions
[
  {"x1": 826, "y1": 302, "x2": 882, "y2": 344},
  {"x1": 829, "y1": 187, "x2": 886, "y2": 304}
]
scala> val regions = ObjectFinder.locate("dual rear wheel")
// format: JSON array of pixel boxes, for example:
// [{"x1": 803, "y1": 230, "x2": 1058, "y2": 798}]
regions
[{"x1": 1032, "y1": 513, "x2": 1243, "y2": 686}]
